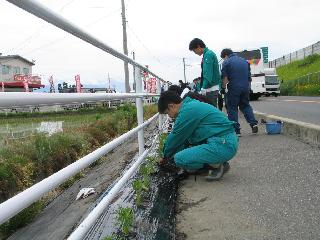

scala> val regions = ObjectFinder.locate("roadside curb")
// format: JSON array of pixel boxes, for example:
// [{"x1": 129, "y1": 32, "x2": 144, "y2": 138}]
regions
[{"x1": 254, "y1": 111, "x2": 320, "y2": 147}]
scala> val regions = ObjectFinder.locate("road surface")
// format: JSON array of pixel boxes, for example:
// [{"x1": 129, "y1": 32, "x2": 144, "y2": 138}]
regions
[{"x1": 250, "y1": 96, "x2": 320, "y2": 125}]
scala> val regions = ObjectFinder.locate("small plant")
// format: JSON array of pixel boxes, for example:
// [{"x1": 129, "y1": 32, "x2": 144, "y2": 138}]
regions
[
  {"x1": 139, "y1": 163, "x2": 153, "y2": 176},
  {"x1": 115, "y1": 207, "x2": 134, "y2": 236},
  {"x1": 103, "y1": 233, "x2": 124, "y2": 240},
  {"x1": 158, "y1": 133, "x2": 168, "y2": 157},
  {"x1": 132, "y1": 179, "x2": 145, "y2": 207}
]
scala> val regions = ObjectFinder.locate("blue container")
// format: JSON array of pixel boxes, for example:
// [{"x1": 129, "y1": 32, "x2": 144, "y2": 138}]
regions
[{"x1": 265, "y1": 121, "x2": 283, "y2": 134}]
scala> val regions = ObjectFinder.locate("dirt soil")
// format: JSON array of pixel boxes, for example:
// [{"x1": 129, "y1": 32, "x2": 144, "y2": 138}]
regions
[{"x1": 8, "y1": 124, "x2": 157, "y2": 240}]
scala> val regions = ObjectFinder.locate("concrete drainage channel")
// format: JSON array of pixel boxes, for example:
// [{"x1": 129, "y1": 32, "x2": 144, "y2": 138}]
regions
[
  {"x1": 81, "y1": 135, "x2": 179, "y2": 240},
  {"x1": 254, "y1": 111, "x2": 320, "y2": 147}
]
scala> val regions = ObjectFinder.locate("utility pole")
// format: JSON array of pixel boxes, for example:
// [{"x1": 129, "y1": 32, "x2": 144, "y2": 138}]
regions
[
  {"x1": 183, "y1": 58, "x2": 187, "y2": 83},
  {"x1": 132, "y1": 51, "x2": 136, "y2": 91},
  {"x1": 108, "y1": 73, "x2": 111, "y2": 91},
  {"x1": 121, "y1": 0, "x2": 130, "y2": 93}
]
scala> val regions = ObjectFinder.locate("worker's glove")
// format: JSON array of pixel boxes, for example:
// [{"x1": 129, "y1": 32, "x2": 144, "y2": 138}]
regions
[{"x1": 220, "y1": 88, "x2": 226, "y2": 94}]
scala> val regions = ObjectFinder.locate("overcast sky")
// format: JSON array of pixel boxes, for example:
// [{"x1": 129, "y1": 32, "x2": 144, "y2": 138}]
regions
[{"x1": 0, "y1": 0, "x2": 319, "y2": 91}]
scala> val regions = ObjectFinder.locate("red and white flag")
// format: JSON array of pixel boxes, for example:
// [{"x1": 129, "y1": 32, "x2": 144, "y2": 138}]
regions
[
  {"x1": 1, "y1": 82, "x2": 4, "y2": 92},
  {"x1": 75, "y1": 74, "x2": 81, "y2": 93},
  {"x1": 23, "y1": 81, "x2": 29, "y2": 92}
]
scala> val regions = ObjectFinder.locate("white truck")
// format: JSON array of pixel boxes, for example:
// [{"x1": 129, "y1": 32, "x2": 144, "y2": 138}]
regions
[
  {"x1": 235, "y1": 49, "x2": 280, "y2": 100},
  {"x1": 263, "y1": 68, "x2": 280, "y2": 96}
]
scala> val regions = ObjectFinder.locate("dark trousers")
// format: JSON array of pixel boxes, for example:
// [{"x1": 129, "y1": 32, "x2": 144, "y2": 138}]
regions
[
  {"x1": 206, "y1": 90, "x2": 219, "y2": 108},
  {"x1": 226, "y1": 88, "x2": 258, "y2": 133}
]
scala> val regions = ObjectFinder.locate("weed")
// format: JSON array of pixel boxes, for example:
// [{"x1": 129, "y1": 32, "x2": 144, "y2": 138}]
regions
[
  {"x1": 115, "y1": 207, "x2": 134, "y2": 236},
  {"x1": 103, "y1": 233, "x2": 124, "y2": 240}
]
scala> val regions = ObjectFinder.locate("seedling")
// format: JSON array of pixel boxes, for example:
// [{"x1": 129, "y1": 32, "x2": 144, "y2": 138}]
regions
[
  {"x1": 103, "y1": 233, "x2": 124, "y2": 240},
  {"x1": 132, "y1": 179, "x2": 147, "y2": 207},
  {"x1": 115, "y1": 207, "x2": 134, "y2": 236}
]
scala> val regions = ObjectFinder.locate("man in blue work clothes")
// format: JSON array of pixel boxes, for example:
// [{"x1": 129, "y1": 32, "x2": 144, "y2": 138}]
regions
[
  {"x1": 220, "y1": 48, "x2": 258, "y2": 136},
  {"x1": 189, "y1": 38, "x2": 221, "y2": 107},
  {"x1": 158, "y1": 91, "x2": 238, "y2": 181}
]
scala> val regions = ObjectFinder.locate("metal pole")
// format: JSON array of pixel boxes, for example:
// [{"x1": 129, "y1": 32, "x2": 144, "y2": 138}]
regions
[
  {"x1": 135, "y1": 68, "x2": 145, "y2": 155},
  {"x1": 121, "y1": 0, "x2": 130, "y2": 93},
  {"x1": 156, "y1": 78, "x2": 163, "y2": 131},
  {"x1": 132, "y1": 51, "x2": 136, "y2": 91},
  {"x1": 183, "y1": 58, "x2": 187, "y2": 83}
]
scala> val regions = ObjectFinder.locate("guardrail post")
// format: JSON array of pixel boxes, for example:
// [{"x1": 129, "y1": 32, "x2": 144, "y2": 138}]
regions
[
  {"x1": 156, "y1": 78, "x2": 163, "y2": 131},
  {"x1": 135, "y1": 67, "x2": 145, "y2": 155}
]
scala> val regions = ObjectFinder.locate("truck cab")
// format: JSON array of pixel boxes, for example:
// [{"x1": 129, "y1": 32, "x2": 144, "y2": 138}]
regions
[{"x1": 264, "y1": 68, "x2": 280, "y2": 96}]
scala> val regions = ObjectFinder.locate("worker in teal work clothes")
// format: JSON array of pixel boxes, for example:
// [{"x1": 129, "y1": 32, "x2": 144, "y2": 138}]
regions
[
  {"x1": 158, "y1": 91, "x2": 238, "y2": 181},
  {"x1": 189, "y1": 38, "x2": 221, "y2": 107}
]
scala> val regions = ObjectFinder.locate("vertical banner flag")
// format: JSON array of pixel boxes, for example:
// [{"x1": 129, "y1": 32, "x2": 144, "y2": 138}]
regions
[
  {"x1": 75, "y1": 74, "x2": 81, "y2": 93},
  {"x1": 23, "y1": 81, "x2": 29, "y2": 92},
  {"x1": 49, "y1": 76, "x2": 55, "y2": 93},
  {"x1": 1, "y1": 82, "x2": 4, "y2": 92}
]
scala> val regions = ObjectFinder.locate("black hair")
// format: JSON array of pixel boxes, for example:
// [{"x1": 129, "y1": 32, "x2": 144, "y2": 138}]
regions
[
  {"x1": 220, "y1": 48, "x2": 234, "y2": 58},
  {"x1": 168, "y1": 85, "x2": 183, "y2": 96},
  {"x1": 185, "y1": 92, "x2": 211, "y2": 104},
  {"x1": 189, "y1": 38, "x2": 206, "y2": 50},
  {"x1": 158, "y1": 91, "x2": 182, "y2": 114}
]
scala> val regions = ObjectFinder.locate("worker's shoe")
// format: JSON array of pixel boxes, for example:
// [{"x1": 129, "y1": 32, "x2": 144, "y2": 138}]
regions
[
  {"x1": 176, "y1": 169, "x2": 189, "y2": 181},
  {"x1": 206, "y1": 164, "x2": 224, "y2": 181},
  {"x1": 251, "y1": 124, "x2": 258, "y2": 134},
  {"x1": 223, "y1": 162, "x2": 230, "y2": 174}
]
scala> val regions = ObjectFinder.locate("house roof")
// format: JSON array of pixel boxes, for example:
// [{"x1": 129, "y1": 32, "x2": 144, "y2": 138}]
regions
[{"x1": 0, "y1": 55, "x2": 35, "y2": 66}]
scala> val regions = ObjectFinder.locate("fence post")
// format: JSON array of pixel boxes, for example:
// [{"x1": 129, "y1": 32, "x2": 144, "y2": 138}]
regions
[
  {"x1": 135, "y1": 67, "x2": 145, "y2": 155},
  {"x1": 156, "y1": 78, "x2": 163, "y2": 131}
]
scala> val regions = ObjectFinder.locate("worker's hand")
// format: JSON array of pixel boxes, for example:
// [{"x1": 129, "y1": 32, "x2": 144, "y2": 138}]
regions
[
  {"x1": 158, "y1": 158, "x2": 168, "y2": 165},
  {"x1": 200, "y1": 89, "x2": 206, "y2": 96}
]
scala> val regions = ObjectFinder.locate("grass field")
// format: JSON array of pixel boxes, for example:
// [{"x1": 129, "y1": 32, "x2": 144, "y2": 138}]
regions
[{"x1": 277, "y1": 54, "x2": 320, "y2": 95}]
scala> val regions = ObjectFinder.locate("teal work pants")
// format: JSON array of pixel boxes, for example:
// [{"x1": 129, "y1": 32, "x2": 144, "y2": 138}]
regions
[{"x1": 174, "y1": 132, "x2": 238, "y2": 170}]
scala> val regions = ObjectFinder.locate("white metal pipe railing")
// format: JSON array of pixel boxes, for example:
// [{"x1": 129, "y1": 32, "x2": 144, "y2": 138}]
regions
[
  {"x1": 68, "y1": 136, "x2": 157, "y2": 240},
  {"x1": 0, "y1": 113, "x2": 158, "y2": 225},
  {"x1": 6, "y1": 0, "x2": 166, "y2": 83},
  {"x1": 0, "y1": 92, "x2": 157, "y2": 109},
  {"x1": 135, "y1": 67, "x2": 145, "y2": 155}
]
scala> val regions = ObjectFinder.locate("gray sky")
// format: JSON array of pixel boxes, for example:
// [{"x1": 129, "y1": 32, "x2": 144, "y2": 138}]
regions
[{"x1": 0, "y1": 0, "x2": 319, "y2": 91}]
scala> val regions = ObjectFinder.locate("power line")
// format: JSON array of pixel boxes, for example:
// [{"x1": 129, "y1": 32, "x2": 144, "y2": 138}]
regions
[
  {"x1": 7, "y1": 0, "x2": 77, "y2": 54},
  {"x1": 19, "y1": 7, "x2": 121, "y2": 56}
]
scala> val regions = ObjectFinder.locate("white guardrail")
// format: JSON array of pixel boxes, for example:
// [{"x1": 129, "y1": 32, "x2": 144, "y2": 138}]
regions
[{"x1": 0, "y1": 0, "x2": 166, "y2": 238}]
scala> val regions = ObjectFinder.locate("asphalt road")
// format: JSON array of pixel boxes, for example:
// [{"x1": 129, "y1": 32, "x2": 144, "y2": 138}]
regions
[
  {"x1": 250, "y1": 96, "x2": 320, "y2": 125},
  {"x1": 176, "y1": 119, "x2": 320, "y2": 240}
]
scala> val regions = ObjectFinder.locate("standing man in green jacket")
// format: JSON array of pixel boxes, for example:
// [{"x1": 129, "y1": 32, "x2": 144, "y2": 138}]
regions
[
  {"x1": 189, "y1": 38, "x2": 221, "y2": 107},
  {"x1": 158, "y1": 91, "x2": 238, "y2": 181}
]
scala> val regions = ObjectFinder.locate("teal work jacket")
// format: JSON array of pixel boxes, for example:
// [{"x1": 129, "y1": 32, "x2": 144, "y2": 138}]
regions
[
  {"x1": 163, "y1": 97, "x2": 235, "y2": 159},
  {"x1": 201, "y1": 47, "x2": 221, "y2": 89}
]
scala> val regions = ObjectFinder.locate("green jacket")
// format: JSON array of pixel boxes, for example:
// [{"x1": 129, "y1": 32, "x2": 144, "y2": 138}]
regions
[
  {"x1": 201, "y1": 47, "x2": 221, "y2": 89},
  {"x1": 163, "y1": 97, "x2": 235, "y2": 159}
]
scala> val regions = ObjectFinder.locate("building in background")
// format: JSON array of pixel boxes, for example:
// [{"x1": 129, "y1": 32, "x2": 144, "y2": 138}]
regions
[{"x1": 0, "y1": 54, "x2": 44, "y2": 92}]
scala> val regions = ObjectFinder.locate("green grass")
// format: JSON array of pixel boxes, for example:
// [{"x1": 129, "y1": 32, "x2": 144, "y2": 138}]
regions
[
  {"x1": 277, "y1": 54, "x2": 320, "y2": 96},
  {"x1": 277, "y1": 54, "x2": 320, "y2": 81}
]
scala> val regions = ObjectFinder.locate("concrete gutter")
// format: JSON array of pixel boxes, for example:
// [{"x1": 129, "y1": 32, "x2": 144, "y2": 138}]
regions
[{"x1": 254, "y1": 111, "x2": 320, "y2": 147}]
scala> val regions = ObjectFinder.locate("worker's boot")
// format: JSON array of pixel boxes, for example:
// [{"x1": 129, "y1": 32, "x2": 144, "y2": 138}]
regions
[
  {"x1": 223, "y1": 162, "x2": 230, "y2": 174},
  {"x1": 206, "y1": 164, "x2": 224, "y2": 181}
]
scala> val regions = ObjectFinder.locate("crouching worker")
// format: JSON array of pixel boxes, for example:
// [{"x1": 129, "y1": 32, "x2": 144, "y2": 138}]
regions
[{"x1": 158, "y1": 91, "x2": 238, "y2": 181}]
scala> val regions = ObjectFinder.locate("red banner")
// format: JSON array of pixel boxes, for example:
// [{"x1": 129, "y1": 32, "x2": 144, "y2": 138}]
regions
[
  {"x1": 14, "y1": 75, "x2": 41, "y2": 84},
  {"x1": 1, "y1": 82, "x2": 4, "y2": 92},
  {"x1": 146, "y1": 77, "x2": 157, "y2": 93},
  {"x1": 23, "y1": 81, "x2": 29, "y2": 92},
  {"x1": 75, "y1": 74, "x2": 81, "y2": 93}
]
